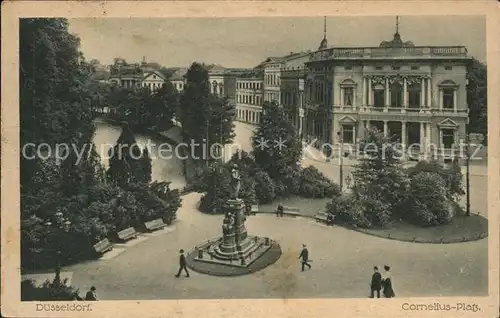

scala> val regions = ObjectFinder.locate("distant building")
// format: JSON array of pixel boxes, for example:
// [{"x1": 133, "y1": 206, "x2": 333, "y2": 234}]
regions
[
  {"x1": 234, "y1": 69, "x2": 264, "y2": 124},
  {"x1": 141, "y1": 70, "x2": 167, "y2": 91},
  {"x1": 169, "y1": 67, "x2": 188, "y2": 92}
]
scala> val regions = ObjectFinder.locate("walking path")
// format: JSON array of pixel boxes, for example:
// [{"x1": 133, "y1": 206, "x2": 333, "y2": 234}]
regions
[{"x1": 59, "y1": 193, "x2": 487, "y2": 299}]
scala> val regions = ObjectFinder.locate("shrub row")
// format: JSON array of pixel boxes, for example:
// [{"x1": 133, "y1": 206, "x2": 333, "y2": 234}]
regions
[{"x1": 327, "y1": 160, "x2": 464, "y2": 228}]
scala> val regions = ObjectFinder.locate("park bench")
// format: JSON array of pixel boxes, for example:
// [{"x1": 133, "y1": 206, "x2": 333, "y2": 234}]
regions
[
  {"x1": 314, "y1": 211, "x2": 329, "y2": 223},
  {"x1": 116, "y1": 227, "x2": 138, "y2": 242},
  {"x1": 250, "y1": 205, "x2": 259, "y2": 215},
  {"x1": 283, "y1": 206, "x2": 301, "y2": 217},
  {"x1": 93, "y1": 238, "x2": 113, "y2": 255},
  {"x1": 144, "y1": 218, "x2": 166, "y2": 232}
]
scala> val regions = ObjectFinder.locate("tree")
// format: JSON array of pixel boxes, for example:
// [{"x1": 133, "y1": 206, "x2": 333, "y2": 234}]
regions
[
  {"x1": 351, "y1": 128, "x2": 410, "y2": 226},
  {"x1": 199, "y1": 165, "x2": 232, "y2": 213},
  {"x1": 106, "y1": 126, "x2": 147, "y2": 187},
  {"x1": 208, "y1": 95, "x2": 236, "y2": 158},
  {"x1": 253, "y1": 170, "x2": 276, "y2": 204},
  {"x1": 252, "y1": 101, "x2": 302, "y2": 180},
  {"x1": 140, "y1": 146, "x2": 153, "y2": 184},
  {"x1": 179, "y1": 62, "x2": 211, "y2": 160},
  {"x1": 149, "y1": 82, "x2": 179, "y2": 131},
  {"x1": 20, "y1": 18, "x2": 95, "y2": 188},
  {"x1": 467, "y1": 58, "x2": 487, "y2": 141}
]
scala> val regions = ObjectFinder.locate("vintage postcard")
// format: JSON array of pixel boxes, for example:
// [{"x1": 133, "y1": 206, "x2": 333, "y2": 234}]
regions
[{"x1": 1, "y1": 1, "x2": 499, "y2": 317}]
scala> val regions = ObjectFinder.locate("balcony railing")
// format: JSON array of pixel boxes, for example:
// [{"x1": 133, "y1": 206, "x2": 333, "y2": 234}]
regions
[
  {"x1": 309, "y1": 46, "x2": 468, "y2": 61},
  {"x1": 332, "y1": 105, "x2": 468, "y2": 116}
]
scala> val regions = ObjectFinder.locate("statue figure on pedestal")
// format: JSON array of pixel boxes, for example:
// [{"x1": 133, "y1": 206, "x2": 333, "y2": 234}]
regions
[
  {"x1": 222, "y1": 211, "x2": 235, "y2": 235},
  {"x1": 230, "y1": 164, "x2": 241, "y2": 200}
]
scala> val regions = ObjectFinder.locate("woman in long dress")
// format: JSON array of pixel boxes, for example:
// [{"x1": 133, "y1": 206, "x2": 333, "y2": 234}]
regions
[{"x1": 382, "y1": 265, "x2": 395, "y2": 298}]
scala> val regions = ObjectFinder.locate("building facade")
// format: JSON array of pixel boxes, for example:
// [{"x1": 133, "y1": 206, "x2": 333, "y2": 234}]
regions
[
  {"x1": 235, "y1": 70, "x2": 264, "y2": 124},
  {"x1": 303, "y1": 29, "x2": 471, "y2": 161},
  {"x1": 141, "y1": 70, "x2": 167, "y2": 91}
]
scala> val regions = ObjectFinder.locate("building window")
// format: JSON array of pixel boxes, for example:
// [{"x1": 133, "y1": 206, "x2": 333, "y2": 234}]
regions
[
  {"x1": 344, "y1": 66, "x2": 352, "y2": 70},
  {"x1": 343, "y1": 87, "x2": 354, "y2": 106},
  {"x1": 391, "y1": 83, "x2": 403, "y2": 107},
  {"x1": 411, "y1": 66, "x2": 419, "y2": 70},
  {"x1": 375, "y1": 66, "x2": 383, "y2": 70},
  {"x1": 408, "y1": 84, "x2": 421, "y2": 108},
  {"x1": 341, "y1": 125, "x2": 355, "y2": 144},
  {"x1": 392, "y1": 66, "x2": 401, "y2": 70},
  {"x1": 441, "y1": 129, "x2": 455, "y2": 149},
  {"x1": 374, "y1": 88, "x2": 385, "y2": 107},
  {"x1": 445, "y1": 66, "x2": 452, "y2": 70},
  {"x1": 443, "y1": 88, "x2": 454, "y2": 109}
]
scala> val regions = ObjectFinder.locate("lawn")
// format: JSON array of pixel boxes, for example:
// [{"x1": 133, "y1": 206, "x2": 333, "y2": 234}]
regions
[
  {"x1": 256, "y1": 196, "x2": 488, "y2": 244},
  {"x1": 354, "y1": 214, "x2": 488, "y2": 243},
  {"x1": 256, "y1": 196, "x2": 331, "y2": 217}
]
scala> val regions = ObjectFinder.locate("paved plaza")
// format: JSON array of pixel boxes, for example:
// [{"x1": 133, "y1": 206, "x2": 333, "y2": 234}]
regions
[{"x1": 63, "y1": 192, "x2": 487, "y2": 300}]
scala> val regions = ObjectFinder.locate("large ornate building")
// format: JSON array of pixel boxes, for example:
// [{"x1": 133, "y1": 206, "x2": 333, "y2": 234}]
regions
[{"x1": 303, "y1": 18, "x2": 472, "y2": 161}]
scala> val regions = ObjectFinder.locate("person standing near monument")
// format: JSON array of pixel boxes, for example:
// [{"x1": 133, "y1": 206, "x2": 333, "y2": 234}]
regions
[
  {"x1": 175, "y1": 249, "x2": 190, "y2": 278},
  {"x1": 298, "y1": 244, "x2": 312, "y2": 271}
]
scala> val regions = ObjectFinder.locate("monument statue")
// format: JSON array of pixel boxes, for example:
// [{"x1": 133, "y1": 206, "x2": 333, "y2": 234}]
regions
[
  {"x1": 230, "y1": 164, "x2": 241, "y2": 200},
  {"x1": 222, "y1": 211, "x2": 235, "y2": 235}
]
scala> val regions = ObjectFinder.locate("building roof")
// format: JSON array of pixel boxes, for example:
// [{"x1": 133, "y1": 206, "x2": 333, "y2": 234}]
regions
[
  {"x1": 168, "y1": 67, "x2": 188, "y2": 81},
  {"x1": 142, "y1": 70, "x2": 166, "y2": 81},
  {"x1": 255, "y1": 51, "x2": 311, "y2": 68},
  {"x1": 207, "y1": 64, "x2": 227, "y2": 74},
  {"x1": 89, "y1": 70, "x2": 110, "y2": 81}
]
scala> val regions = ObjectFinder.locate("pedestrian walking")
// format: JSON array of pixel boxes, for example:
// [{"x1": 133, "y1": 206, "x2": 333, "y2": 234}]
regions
[
  {"x1": 298, "y1": 244, "x2": 312, "y2": 271},
  {"x1": 175, "y1": 249, "x2": 190, "y2": 278},
  {"x1": 382, "y1": 265, "x2": 395, "y2": 298},
  {"x1": 85, "y1": 286, "x2": 98, "y2": 301},
  {"x1": 369, "y1": 266, "x2": 382, "y2": 298}
]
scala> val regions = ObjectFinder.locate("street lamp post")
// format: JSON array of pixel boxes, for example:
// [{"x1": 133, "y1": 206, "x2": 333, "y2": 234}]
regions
[
  {"x1": 465, "y1": 133, "x2": 471, "y2": 217},
  {"x1": 45, "y1": 212, "x2": 72, "y2": 286},
  {"x1": 337, "y1": 128, "x2": 344, "y2": 191}
]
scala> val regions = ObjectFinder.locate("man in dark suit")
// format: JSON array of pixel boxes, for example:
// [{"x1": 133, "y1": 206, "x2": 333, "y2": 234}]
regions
[
  {"x1": 175, "y1": 249, "x2": 190, "y2": 278},
  {"x1": 298, "y1": 244, "x2": 311, "y2": 271},
  {"x1": 370, "y1": 266, "x2": 382, "y2": 298},
  {"x1": 85, "y1": 286, "x2": 98, "y2": 301}
]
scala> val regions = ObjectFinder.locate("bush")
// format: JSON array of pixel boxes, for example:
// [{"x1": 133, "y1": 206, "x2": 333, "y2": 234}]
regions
[
  {"x1": 254, "y1": 170, "x2": 276, "y2": 203},
  {"x1": 21, "y1": 278, "x2": 82, "y2": 301},
  {"x1": 407, "y1": 160, "x2": 464, "y2": 202},
  {"x1": 405, "y1": 172, "x2": 453, "y2": 226},
  {"x1": 299, "y1": 166, "x2": 341, "y2": 198},
  {"x1": 361, "y1": 196, "x2": 392, "y2": 227},
  {"x1": 187, "y1": 165, "x2": 211, "y2": 193},
  {"x1": 326, "y1": 194, "x2": 371, "y2": 228},
  {"x1": 279, "y1": 166, "x2": 302, "y2": 196}
]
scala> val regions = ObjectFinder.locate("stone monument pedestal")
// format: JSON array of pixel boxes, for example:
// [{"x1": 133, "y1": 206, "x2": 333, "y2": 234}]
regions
[{"x1": 188, "y1": 186, "x2": 281, "y2": 275}]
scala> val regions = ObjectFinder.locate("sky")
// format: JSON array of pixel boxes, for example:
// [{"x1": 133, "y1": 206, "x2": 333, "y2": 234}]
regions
[{"x1": 68, "y1": 16, "x2": 486, "y2": 68}]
